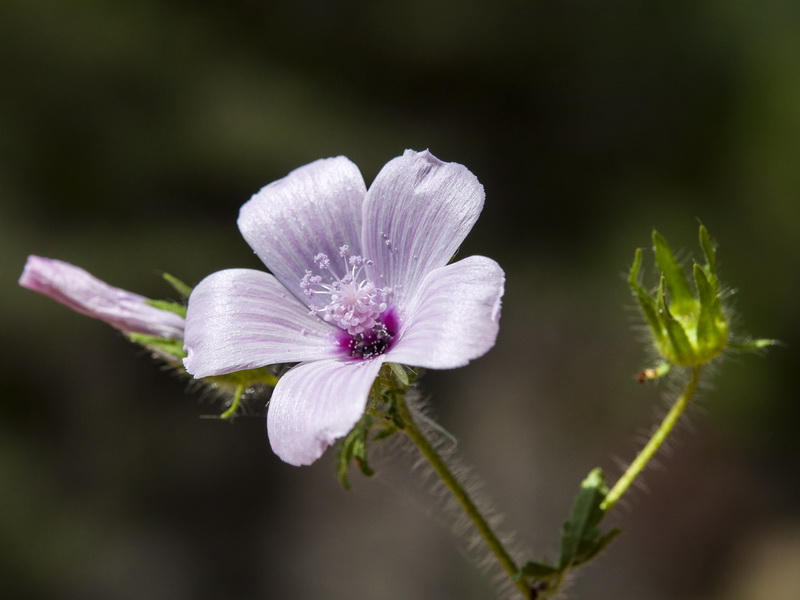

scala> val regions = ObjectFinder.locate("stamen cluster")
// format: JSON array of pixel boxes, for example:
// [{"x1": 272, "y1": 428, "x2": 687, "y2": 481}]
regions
[{"x1": 300, "y1": 245, "x2": 390, "y2": 336}]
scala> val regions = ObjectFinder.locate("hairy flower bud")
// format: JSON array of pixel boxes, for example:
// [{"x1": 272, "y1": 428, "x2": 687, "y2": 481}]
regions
[{"x1": 629, "y1": 226, "x2": 731, "y2": 368}]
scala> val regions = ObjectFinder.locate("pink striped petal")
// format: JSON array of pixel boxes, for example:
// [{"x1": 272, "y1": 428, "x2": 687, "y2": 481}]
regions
[
  {"x1": 183, "y1": 269, "x2": 339, "y2": 378},
  {"x1": 267, "y1": 358, "x2": 384, "y2": 465},
  {"x1": 387, "y1": 256, "x2": 504, "y2": 370},
  {"x1": 362, "y1": 150, "x2": 484, "y2": 309},
  {"x1": 238, "y1": 156, "x2": 366, "y2": 305}
]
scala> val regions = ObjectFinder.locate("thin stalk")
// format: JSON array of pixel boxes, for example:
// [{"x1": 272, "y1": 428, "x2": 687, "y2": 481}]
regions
[
  {"x1": 394, "y1": 393, "x2": 531, "y2": 600},
  {"x1": 601, "y1": 366, "x2": 702, "y2": 512},
  {"x1": 220, "y1": 383, "x2": 244, "y2": 420}
]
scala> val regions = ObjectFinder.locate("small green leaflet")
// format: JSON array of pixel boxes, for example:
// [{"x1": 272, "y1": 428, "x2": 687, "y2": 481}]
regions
[
  {"x1": 519, "y1": 468, "x2": 621, "y2": 596},
  {"x1": 558, "y1": 468, "x2": 621, "y2": 569}
]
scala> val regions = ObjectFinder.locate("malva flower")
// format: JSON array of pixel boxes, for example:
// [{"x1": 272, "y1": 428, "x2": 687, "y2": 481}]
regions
[
  {"x1": 183, "y1": 150, "x2": 504, "y2": 466},
  {"x1": 19, "y1": 256, "x2": 185, "y2": 356}
]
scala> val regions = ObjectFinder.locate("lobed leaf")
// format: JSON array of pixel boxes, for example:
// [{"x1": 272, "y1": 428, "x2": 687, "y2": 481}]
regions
[{"x1": 559, "y1": 468, "x2": 621, "y2": 570}]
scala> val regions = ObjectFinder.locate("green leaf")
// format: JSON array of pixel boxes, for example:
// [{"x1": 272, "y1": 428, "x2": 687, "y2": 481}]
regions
[
  {"x1": 145, "y1": 299, "x2": 187, "y2": 318},
  {"x1": 572, "y1": 527, "x2": 622, "y2": 568},
  {"x1": 162, "y1": 272, "x2": 193, "y2": 298},
  {"x1": 559, "y1": 468, "x2": 605, "y2": 567},
  {"x1": 558, "y1": 468, "x2": 621, "y2": 570},
  {"x1": 653, "y1": 230, "x2": 694, "y2": 316},
  {"x1": 519, "y1": 561, "x2": 559, "y2": 578}
]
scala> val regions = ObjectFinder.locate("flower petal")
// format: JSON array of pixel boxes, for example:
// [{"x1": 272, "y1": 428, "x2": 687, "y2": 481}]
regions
[
  {"x1": 267, "y1": 358, "x2": 384, "y2": 466},
  {"x1": 387, "y1": 255, "x2": 504, "y2": 370},
  {"x1": 18, "y1": 255, "x2": 185, "y2": 339},
  {"x1": 362, "y1": 150, "x2": 484, "y2": 308},
  {"x1": 238, "y1": 156, "x2": 366, "y2": 304},
  {"x1": 183, "y1": 269, "x2": 338, "y2": 378}
]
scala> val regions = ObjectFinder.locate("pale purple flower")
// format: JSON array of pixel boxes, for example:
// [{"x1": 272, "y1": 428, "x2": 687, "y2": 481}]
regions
[
  {"x1": 19, "y1": 255, "x2": 185, "y2": 340},
  {"x1": 183, "y1": 150, "x2": 504, "y2": 466}
]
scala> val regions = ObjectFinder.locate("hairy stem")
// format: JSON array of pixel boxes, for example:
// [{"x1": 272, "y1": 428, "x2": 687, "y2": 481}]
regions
[
  {"x1": 394, "y1": 393, "x2": 531, "y2": 600},
  {"x1": 601, "y1": 366, "x2": 702, "y2": 512}
]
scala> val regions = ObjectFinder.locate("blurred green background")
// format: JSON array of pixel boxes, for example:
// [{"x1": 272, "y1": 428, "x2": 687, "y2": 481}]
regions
[{"x1": 2, "y1": 1, "x2": 798, "y2": 599}]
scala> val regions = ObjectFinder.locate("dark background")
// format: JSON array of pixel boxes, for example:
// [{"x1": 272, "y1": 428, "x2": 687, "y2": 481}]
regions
[{"x1": 2, "y1": 1, "x2": 798, "y2": 599}]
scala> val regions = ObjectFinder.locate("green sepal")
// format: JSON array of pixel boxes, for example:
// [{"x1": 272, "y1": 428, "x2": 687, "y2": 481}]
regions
[
  {"x1": 693, "y1": 263, "x2": 718, "y2": 317},
  {"x1": 388, "y1": 362, "x2": 410, "y2": 386},
  {"x1": 162, "y1": 272, "x2": 193, "y2": 299},
  {"x1": 657, "y1": 277, "x2": 694, "y2": 364},
  {"x1": 145, "y1": 299, "x2": 187, "y2": 318},
  {"x1": 629, "y1": 249, "x2": 666, "y2": 348},
  {"x1": 128, "y1": 333, "x2": 187, "y2": 360},
  {"x1": 558, "y1": 468, "x2": 622, "y2": 570},
  {"x1": 204, "y1": 367, "x2": 279, "y2": 419},
  {"x1": 209, "y1": 366, "x2": 279, "y2": 388},
  {"x1": 729, "y1": 338, "x2": 777, "y2": 352},
  {"x1": 336, "y1": 414, "x2": 376, "y2": 490},
  {"x1": 632, "y1": 227, "x2": 742, "y2": 367},
  {"x1": 653, "y1": 230, "x2": 695, "y2": 317},
  {"x1": 698, "y1": 224, "x2": 718, "y2": 286},
  {"x1": 693, "y1": 263, "x2": 728, "y2": 356}
]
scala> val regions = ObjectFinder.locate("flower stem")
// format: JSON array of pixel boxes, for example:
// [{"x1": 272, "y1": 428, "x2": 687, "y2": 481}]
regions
[
  {"x1": 601, "y1": 366, "x2": 702, "y2": 512},
  {"x1": 394, "y1": 393, "x2": 531, "y2": 600}
]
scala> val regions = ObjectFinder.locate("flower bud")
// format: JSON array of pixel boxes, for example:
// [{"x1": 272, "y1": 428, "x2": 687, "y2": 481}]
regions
[
  {"x1": 19, "y1": 255, "x2": 186, "y2": 360},
  {"x1": 629, "y1": 226, "x2": 730, "y2": 368}
]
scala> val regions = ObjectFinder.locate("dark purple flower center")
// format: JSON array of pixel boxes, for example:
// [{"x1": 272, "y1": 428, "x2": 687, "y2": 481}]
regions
[{"x1": 337, "y1": 309, "x2": 398, "y2": 360}]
